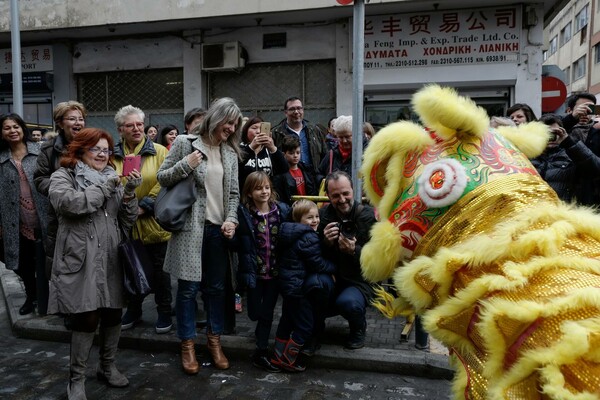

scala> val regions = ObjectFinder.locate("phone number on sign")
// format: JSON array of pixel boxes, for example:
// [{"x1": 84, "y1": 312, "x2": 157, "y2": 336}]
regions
[{"x1": 437, "y1": 57, "x2": 475, "y2": 65}]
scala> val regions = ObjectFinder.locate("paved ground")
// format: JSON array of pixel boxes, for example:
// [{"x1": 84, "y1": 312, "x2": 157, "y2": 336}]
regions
[{"x1": 1, "y1": 266, "x2": 452, "y2": 379}]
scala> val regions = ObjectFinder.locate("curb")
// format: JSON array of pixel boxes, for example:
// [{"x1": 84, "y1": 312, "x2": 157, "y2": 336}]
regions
[{"x1": 1, "y1": 268, "x2": 453, "y2": 379}]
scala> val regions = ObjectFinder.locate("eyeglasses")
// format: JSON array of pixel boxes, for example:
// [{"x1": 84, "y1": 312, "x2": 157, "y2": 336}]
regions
[
  {"x1": 63, "y1": 117, "x2": 85, "y2": 123},
  {"x1": 88, "y1": 147, "x2": 113, "y2": 156},
  {"x1": 122, "y1": 122, "x2": 144, "y2": 130},
  {"x1": 286, "y1": 106, "x2": 303, "y2": 113}
]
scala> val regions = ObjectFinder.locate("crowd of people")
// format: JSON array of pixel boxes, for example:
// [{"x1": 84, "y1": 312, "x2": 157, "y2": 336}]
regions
[
  {"x1": 7, "y1": 91, "x2": 598, "y2": 398},
  {"x1": 0, "y1": 95, "x2": 381, "y2": 400}
]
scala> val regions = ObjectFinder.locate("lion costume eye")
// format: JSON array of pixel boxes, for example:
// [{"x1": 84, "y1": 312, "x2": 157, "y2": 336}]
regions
[{"x1": 417, "y1": 158, "x2": 467, "y2": 208}]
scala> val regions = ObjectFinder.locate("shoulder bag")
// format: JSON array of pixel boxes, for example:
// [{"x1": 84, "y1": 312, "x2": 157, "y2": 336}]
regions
[
  {"x1": 119, "y1": 227, "x2": 154, "y2": 296},
  {"x1": 154, "y1": 137, "x2": 198, "y2": 232}
]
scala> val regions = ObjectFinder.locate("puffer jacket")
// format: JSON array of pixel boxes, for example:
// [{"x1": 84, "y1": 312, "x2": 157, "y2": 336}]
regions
[
  {"x1": 113, "y1": 137, "x2": 171, "y2": 244},
  {"x1": 234, "y1": 201, "x2": 290, "y2": 289},
  {"x1": 277, "y1": 222, "x2": 336, "y2": 298}
]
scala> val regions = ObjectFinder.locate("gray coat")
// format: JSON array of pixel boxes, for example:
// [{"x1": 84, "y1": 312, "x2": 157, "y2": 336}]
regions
[
  {"x1": 47, "y1": 167, "x2": 138, "y2": 314},
  {"x1": 0, "y1": 142, "x2": 49, "y2": 270},
  {"x1": 157, "y1": 135, "x2": 239, "y2": 282}
]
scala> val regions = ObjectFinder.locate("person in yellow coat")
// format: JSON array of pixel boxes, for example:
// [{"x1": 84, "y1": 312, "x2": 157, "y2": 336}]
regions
[{"x1": 112, "y1": 105, "x2": 173, "y2": 334}]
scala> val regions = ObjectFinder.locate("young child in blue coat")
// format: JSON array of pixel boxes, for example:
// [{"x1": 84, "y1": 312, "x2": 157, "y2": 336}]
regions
[
  {"x1": 271, "y1": 199, "x2": 336, "y2": 372},
  {"x1": 236, "y1": 171, "x2": 290, "y2": 372}
]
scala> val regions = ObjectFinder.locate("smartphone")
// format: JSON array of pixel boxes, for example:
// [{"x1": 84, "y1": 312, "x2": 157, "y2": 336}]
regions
[
  {"x1": 591, "y1": 105, "x2": 600, "y2": 115},
  {"x1": 122, "y1": 155, "x2": 141, "y2": 176},
  {"x1": 259, "y1": 121, "x2": 271, "y2": 136}
]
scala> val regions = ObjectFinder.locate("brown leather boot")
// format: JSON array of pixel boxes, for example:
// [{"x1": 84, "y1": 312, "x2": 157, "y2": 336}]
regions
[
  {"x1": 206, "y1": 333, "x2": 229, "y2": 370},
  {"x1": 180, "y1": 339, "x2": 199, "y2": 375}
]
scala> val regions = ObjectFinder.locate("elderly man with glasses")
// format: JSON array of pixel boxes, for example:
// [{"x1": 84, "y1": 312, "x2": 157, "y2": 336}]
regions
[
  {"x1": 272, "y1": 96, "x2": 326, "y2": 176},
  {"x1": 112, "y1": 105, "x2": 174, "y2": 335}
]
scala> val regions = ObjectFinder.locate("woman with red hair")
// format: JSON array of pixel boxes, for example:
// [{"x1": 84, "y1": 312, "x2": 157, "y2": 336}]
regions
[{"x1": 48, "y1": 128, "x2": 141, "y2": 400}]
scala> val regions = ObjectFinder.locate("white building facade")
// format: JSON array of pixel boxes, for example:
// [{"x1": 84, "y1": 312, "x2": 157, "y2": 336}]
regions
[{"x1": 0, "y1": 0, "x2": 567, "y2": 133}]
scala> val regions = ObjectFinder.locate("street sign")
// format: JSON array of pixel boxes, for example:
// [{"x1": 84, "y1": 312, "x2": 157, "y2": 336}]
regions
[{"x1": 541, "y1": 76, "x2": 567, "y2": 112}]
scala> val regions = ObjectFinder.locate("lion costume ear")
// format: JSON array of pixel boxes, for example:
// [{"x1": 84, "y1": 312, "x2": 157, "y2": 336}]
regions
[{"x1": 495, "y1": 121, "x2": 550, "y2": 158}]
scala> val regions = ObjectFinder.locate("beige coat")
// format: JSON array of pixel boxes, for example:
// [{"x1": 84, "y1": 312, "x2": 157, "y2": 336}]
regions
[
  {"x1": 157, "y1": 135, "x2": 239, "y2": 282},
  {"x1": 47, "y1": 167, "x2": 138, "y2": 314}
]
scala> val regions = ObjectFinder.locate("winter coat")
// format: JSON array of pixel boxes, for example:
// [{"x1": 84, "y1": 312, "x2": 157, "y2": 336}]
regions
[
  {"x1": 47, "y1": 167, "x2": 138, "y2": 314},
  {"x1": 318, "y1": 202, "x2": 377, "y2": 301},
  {"x1": 277, "y1": 222, "x2": 336, "y2": 298},
  {"x1": 272, "y1": 119, "x2": 326, "y2": 174},
  {"x1": 574, "y1": 127, "x2": 600, "y2": 205},
  {"x1": 113, "y1": 137, "x2": 171, "y2": 244},
  {"x1": 157, "y1": 134, "x2": 239, "y2": 282},
  {"x1": 272, "y1": 163, "x2": 318, "y2": 206},
  {"x1": 0, "y1": 142, "x2": 49, "y2": 271},
  {"x1": 234, "y1": 202, "x2": 290, "y2": 289},
  {"x1": 531, "y1": 137, "x2": 600, "y2": 202},
  {"x1": 317, "y1": 142, "x2": 368, "y2": 183},
  {"x1": 33, "y1": 133, "x2": 67, "y2": 275},
  {"x1": 239, "y1": 142, "x2": 289, "y2": 189}
]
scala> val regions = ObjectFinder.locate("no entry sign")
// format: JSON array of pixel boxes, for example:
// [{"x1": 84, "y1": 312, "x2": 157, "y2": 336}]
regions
[{"x1": 541, "y1": 76, "x2": 567, "y2": 112}]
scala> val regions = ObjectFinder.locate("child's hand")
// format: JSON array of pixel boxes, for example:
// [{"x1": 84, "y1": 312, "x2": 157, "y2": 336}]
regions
[{"x1": 221, "y1": 221, "x2": 237, "y2": 239}]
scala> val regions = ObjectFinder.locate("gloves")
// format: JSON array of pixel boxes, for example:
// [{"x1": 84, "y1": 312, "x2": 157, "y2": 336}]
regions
[
  {"x1": 124, "y1": 173, "x2": 142, "y2": 197},
  {"x1": 105, "y1": 176, "x2": 121, "y2": 193}
]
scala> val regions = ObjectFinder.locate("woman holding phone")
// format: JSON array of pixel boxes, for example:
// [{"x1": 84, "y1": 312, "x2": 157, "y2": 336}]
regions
[{"x1": 239, "y1": 116, "x2": 288, "y2": 190}]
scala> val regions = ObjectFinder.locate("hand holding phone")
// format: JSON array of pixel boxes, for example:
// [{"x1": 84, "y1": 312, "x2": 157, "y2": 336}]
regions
[
  {"x1": 122, "y1": 155, "x2": 142, "y2": 177},
  {"x1": 259, "y1": 122, "x2": 271, "y2": 136}
]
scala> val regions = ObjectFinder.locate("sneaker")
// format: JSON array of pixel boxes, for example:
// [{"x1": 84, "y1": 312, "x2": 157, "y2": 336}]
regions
[
  {"x1": 234, "y1": 293, "x2": 242, "y2": 313},
  {"x1": 121, "y1": 309, "x2": 142, "y2": 330},
  {"x1": 155, "y1": 313, "x2": 173, "y2": 334}
]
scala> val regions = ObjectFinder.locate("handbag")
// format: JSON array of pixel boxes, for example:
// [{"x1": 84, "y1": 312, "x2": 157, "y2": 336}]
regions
[
  {"x1": 154, "y1": 137, "x2": 198, "y2": 232},
  {"x1": 119, "y1": 228, "x2": 154, "y2": 296}
]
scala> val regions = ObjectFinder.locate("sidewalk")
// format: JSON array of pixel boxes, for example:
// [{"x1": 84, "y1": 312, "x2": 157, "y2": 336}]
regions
[{"x1": 1, "y1": 267, "x2": 452, "y2": 379}]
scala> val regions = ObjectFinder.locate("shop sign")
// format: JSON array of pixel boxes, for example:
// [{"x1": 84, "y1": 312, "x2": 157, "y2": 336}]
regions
[
  {"x1": 363, "y1": 6, "x2": 521, "y2": 69},
  {"x1": 1, "y1": 45, "x2": 53, "y2": 73}
]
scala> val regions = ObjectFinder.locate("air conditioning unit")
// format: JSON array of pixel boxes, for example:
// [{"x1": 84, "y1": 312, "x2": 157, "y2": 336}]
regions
[{"x1": 201, "y1": 41, "x2": 246, "y2": 71}]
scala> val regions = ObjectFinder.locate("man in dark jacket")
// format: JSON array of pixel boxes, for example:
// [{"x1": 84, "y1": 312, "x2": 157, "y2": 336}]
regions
[
  {"x1": 271, "y1": 96, "x2": 326, "y2": 176},
  {"x1": 315, "y1": 171, "x2": 376, "y2": 350},
  {"x1": 532, "y1": 114, "x2": 600, "y2": 203}
]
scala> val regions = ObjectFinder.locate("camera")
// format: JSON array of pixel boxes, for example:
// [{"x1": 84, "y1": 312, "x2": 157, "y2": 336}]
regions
[{"x1": 338, "y1": 220, "x2": 357, "y2": 238}]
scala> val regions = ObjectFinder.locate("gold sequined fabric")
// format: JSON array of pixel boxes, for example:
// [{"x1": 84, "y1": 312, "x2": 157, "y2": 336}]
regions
[{"x1": 403, "y1": 174, "x2": 600, "y2": 399}]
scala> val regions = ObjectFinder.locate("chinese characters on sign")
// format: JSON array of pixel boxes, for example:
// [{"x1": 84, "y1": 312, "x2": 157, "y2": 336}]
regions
[
  {"x1": 363, "y1": 6, "x2": 521, "y2": 69},
  {"x1": 1, "y1": 45, "x2": 53, "y2": 73}
]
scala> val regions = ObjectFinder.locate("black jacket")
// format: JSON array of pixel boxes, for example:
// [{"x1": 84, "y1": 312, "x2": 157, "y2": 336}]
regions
[
  {"x1": 574, "y1": 128, "x2": 600, "y2": 205},
  {"x1": 234, "y1": 202, "x2": 291, "y2": 290},
  {"x1": 532, "y1": 136, "x2": 600, "y2": 202},
  {"x1": 318, "y1": 202, "x2": 377, "y2": 301},
  {"x1": 239, "y1": 142, "x2": 289, "y2": 189},
  {"x1": 272, "y1": 163, "x2": 318, "y2": 205},
  {"x1": 272, "y1": 119, "x2": 326, "y2": 174},
  {"x1": 277, "y1": 222, "x2": 336, "y2": 298}
]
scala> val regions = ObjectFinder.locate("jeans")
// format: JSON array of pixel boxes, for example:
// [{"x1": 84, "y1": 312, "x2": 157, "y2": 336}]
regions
[
  {"x1": 275, "y1": 296, "x2": 313, "y2": 345},
  {"x1": 246, "y1": 279, "x2": 279, "y2": 350},
  {"x1": 126, "y1": 241, "x2": 172, "y2": 316},
  {"x1": 176, "y1": 224, "x2": 228, "y2": 340}
]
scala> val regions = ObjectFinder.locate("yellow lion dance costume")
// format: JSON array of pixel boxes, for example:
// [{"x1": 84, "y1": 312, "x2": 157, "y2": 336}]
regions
[{"x1": 360, "y1": 85, "x2": 600, "y2": 400}]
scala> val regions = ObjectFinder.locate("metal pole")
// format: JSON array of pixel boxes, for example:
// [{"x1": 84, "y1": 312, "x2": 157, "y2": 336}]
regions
[
  {"x1": 10, "y1": 0, "x2": 23, "y2": 116},
  {"x1": 351, "y1": 0, "x2": 365, "y2": 202}
]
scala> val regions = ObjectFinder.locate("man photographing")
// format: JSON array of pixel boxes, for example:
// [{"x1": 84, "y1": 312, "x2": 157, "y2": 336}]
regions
[{"x1": 314, "y1": 171, "x2": 376, "y2": 350}]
